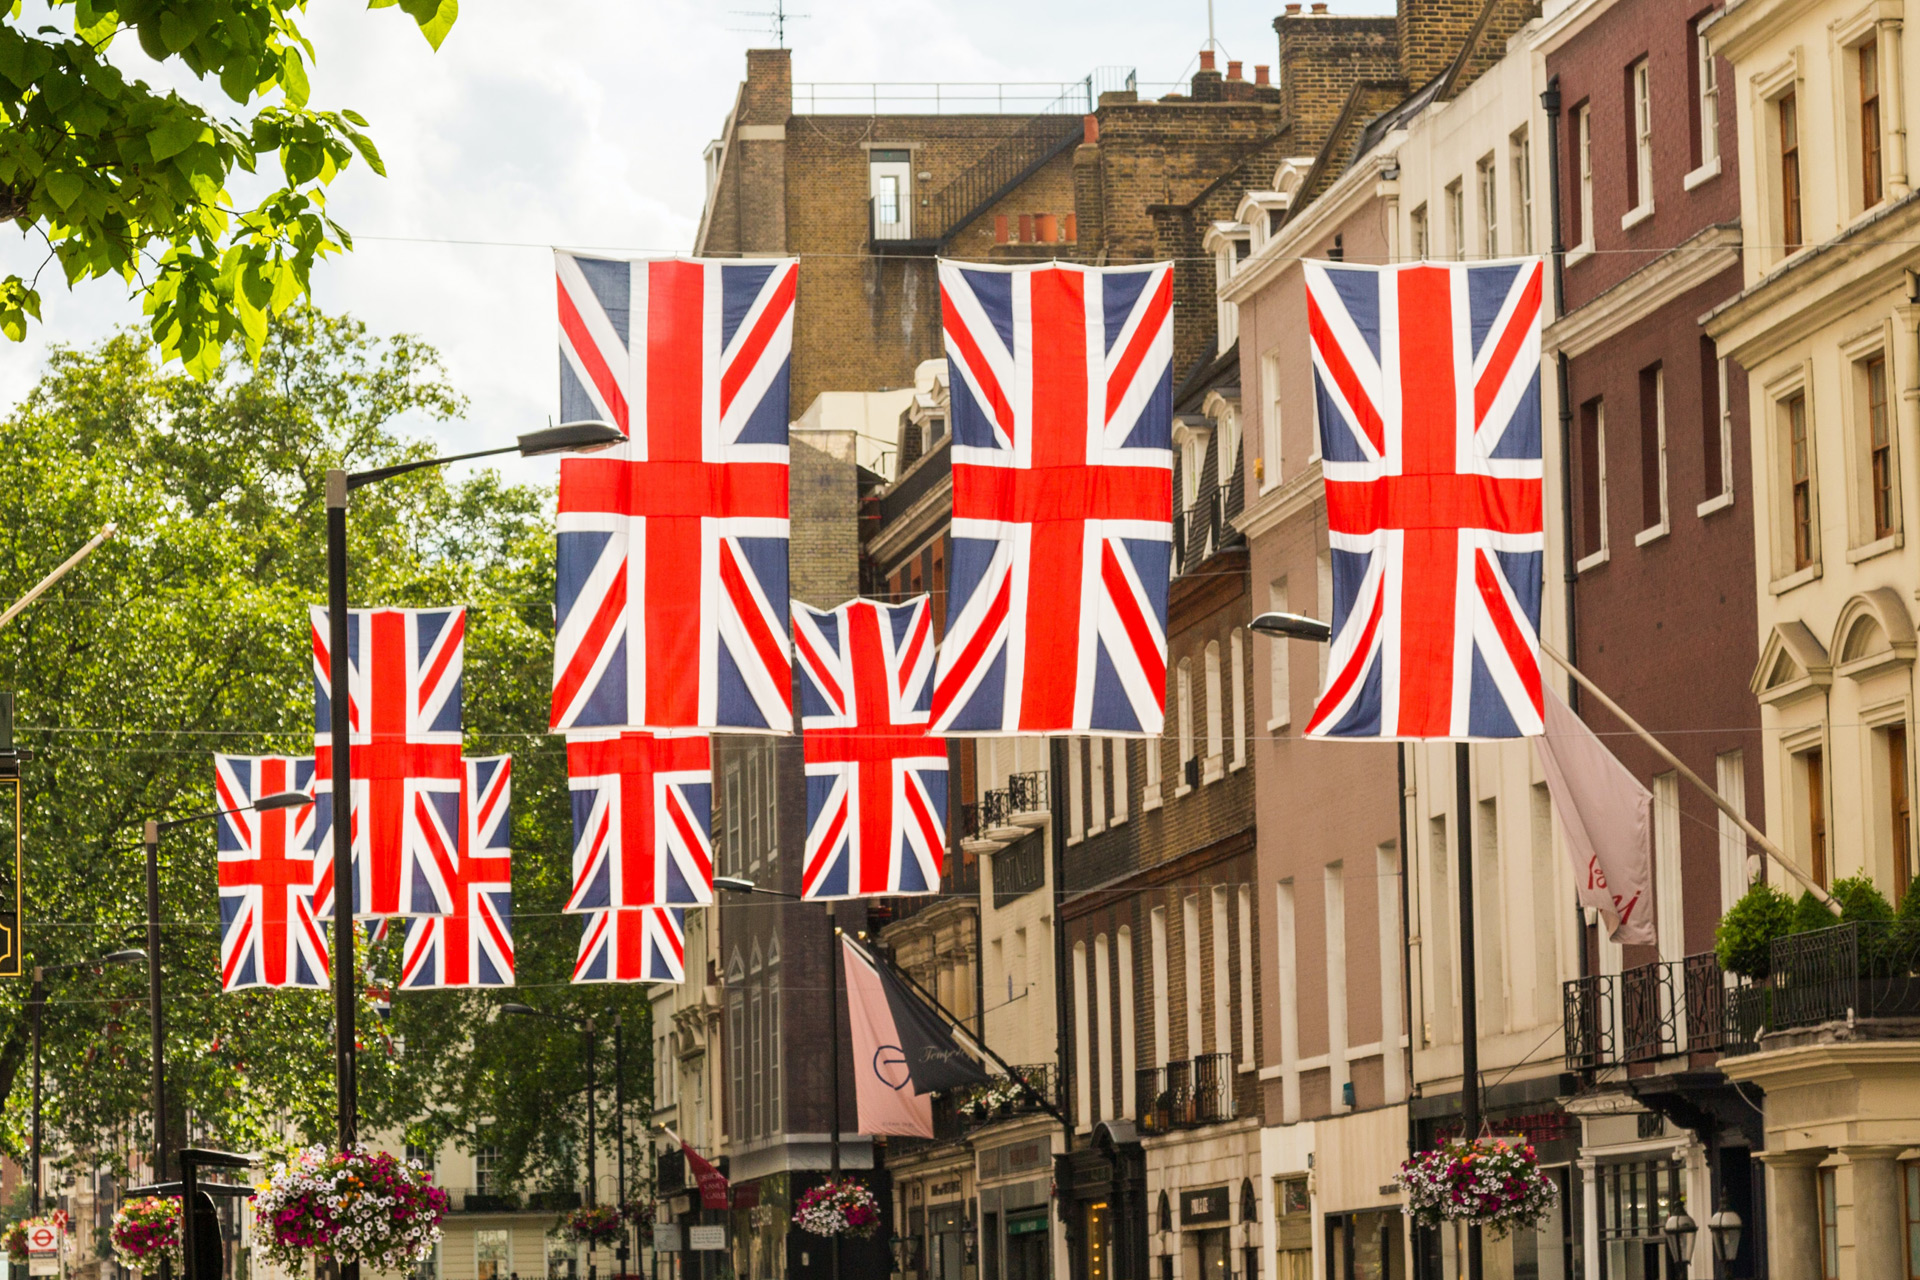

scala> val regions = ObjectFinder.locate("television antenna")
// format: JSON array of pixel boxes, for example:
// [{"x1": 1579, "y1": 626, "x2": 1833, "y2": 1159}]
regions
[{"x1": 731, "y1": 0, "x2": 809, "y2": 47}]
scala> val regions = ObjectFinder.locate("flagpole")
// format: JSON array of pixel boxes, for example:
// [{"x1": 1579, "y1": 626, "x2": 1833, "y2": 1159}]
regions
[
  {"x1": 827, "y1": 899, "x2": 842, "y2": 1280},
  {"x1": 1455, "y1": 741, "x2": 1483, "y2": 1280}
]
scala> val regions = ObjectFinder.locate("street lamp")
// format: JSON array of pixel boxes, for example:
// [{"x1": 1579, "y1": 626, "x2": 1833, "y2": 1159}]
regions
[
  {"x1": 323, "y1": 418, "x2": 624, "y2": 1280},
  {"x1": 1248, "y1": 611, "x2": 1333, "y2": 642},
  {"x1": 500, "y1": 1004, "x2": 601, "y2": 1210},
  {"x1": 1662, "y1": 1210, "x2": 1698, "y2": 1267},
  {"x1": 144, "y1": 789, "x2": 309, "y2": 1179},
  {"x1": 1707, "y1": 1201, "x2": 1743, "y2": 1265},
  {"x1": 29, "y1": 949, "x2": 146, "y2": 1211}
]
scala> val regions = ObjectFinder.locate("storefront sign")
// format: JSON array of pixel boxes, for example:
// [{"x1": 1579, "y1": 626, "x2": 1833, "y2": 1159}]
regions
[
  {"x1": 688, "y1": 1226, "x2": 728, "y2": 1251},
  {"x1": 653, "y1": 1225, "x2": 683, "y2": 1253},
  {"x1": 1181, "y1": 1186, "x2": 1230, "y2": 1225},
  {"x1": 731, "y1": 1182, "x2": 760, "y2": 1210},
  {"x1": 670, "y1": 1193, "x2": 693, "y2": 1216},
  {"x1": 930, "y1": 1179, "x2": 962, "y2": 1200},
  {"x1": 1006, "y1": 1211, "x2": 1050, "y2": 1237}
]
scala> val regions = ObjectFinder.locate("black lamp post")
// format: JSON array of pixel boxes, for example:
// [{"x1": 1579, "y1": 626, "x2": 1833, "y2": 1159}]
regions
[
  {"x1": 143, "y1": 789, "x2": 309, "y2": 1180},
  {"x1": 613, "y1": 1013, "x2": 628, "y2": 1279},
  {"x1": 323, "y1": 420, "x2": 622, "y2": 1280},
  {"x1": 29, "y1": 949, "x2": 146, "y2": 1212},
  {"x1": 1663, "y1": 1209, "x2": 1698, "y2": 1268},
  {"x1": 1708, "y1": 1200, "x2": 1743, "y2": 1270}
]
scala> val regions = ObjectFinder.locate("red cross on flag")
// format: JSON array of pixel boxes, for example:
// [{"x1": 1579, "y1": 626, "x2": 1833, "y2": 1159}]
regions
[
  {"x1": 400, "y1": 756, "x2": 515, "y2": 989},
  {"x1": 1304, "y1": 259, "x2": 1546, "y2": 740},
  {"x1": 931, "y1": 261, "x2": 1174, "y2": 736},
  {"x1": 794, "y1": 595, "x2": 947, "y2": 899},
  {"x1": 311, "y1": 606, "x2": 465, "y2": 919},
  {"x1": 564, "y1": 730, "x2": 714, "y2": 909},
  {"x1": 215, "y1": 754, "x2": 327, "y2": 991}
]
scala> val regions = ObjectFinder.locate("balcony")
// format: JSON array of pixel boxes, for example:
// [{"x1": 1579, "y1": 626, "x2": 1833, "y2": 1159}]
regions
[
  {"x1": 1007, "y1": 771, "x2": 1051, "y2": 826},
  {"x1": 982, "y1": 787, "x2": 1026, "y2": 841},
  {"x1": 956, "y1": 1064, "x2": 1058, "y2": 1128},
  {"x1": 1562, "y1": 923, "x2": 1920, "y2": 1071},
  {"x1": 439, "y1": 1188, "x2": 581, "y2": 1214},
  {"x1": 1191, "y1": 1052, "x2": 1236, "y2": 1123},
  {"x1": 1135, "y1": 1055, "x2": 1234, "y2": 1132}
]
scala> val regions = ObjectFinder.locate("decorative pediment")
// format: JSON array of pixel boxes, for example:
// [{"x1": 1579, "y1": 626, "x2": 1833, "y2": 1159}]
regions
[
  {"x1": 1833, "y1": 586, "x2": 1916, "y2": 680},
  {"x1": 1202, "y1": 220, "x2": 1250, "y2": 256},
  {"x1": 1273, "y1": 157, "x2": 1316, "y2": 198},
  {"x1": 1750, "y1": 619, "x2": 1832, "y2": 706}
]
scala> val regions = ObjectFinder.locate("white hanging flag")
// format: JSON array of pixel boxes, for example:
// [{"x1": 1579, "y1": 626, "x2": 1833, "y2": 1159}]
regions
[{"x1": 1533, "y1": 686, "x2": 1654, "y2": 946}]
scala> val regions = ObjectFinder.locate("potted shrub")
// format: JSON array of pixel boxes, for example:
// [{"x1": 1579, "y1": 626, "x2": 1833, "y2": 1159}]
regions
[
  {"x1": 1395, "y1": 1137, "x2": 1557, "y2": 1238},
  {"x1": 1715, "y1": 882, "x2": 1793, "y2": 980}
]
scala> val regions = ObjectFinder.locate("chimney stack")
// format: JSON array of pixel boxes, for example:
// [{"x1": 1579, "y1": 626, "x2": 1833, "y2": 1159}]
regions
[
  {"x1": 1199, "y1": 49, "x2": 1216, "y2": 72},
  {"x1": 1254, "y1": 65, "x2": 1271, "y2": 85},
  {"x1": 1083, "y1": 114, "x2": 1099, "y2": 145},
  {"x1": 1310, "y1": 1, "x2": 1328, "y2": 11},
  {"x1": 1227, "y1": 60, "x2": 1244, "y2": 81}
]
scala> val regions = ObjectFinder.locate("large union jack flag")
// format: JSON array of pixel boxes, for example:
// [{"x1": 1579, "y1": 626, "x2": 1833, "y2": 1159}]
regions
[
  {"x1": 795, "y1": 596, "x2": 947, "y2": 898},
  {"x1": 574, "y1": 907, "x2": 686, "y2": 984},
  {"x1": 566, "y1": 730, "x2": 713, "y2": 908},
  {"x1": 932, "y1": 261, "x2": 1174, "y2": 736},
  {"x1": 551, "y1": 253, "x2": 796, "y2": 734},
  {"x1": 1304, "y1": 259, "x2": 1546, "y2": 740},
  {"x1": 401, "y1": 756, "x2": 514, "y2": 989},
  {"x1": 311, "y1": 605, "x2": 465, "y2": 919},
  {"x1": 215, "y1": 754, "x2": 328, "y2": 991}
]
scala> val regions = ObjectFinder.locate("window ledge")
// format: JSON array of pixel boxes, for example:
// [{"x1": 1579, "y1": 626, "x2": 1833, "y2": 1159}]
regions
[
  {"x1": 1769, "y1": 561, "x2": 1823, "y2": 596},
  {"x1": 1111, "y1": 812, "x2": 1127, "y2": 826},
  {"x1": 1633, "y1": 521, "x2": 1670, "y2": 548},
  {"x1": 1068, "y1": 832, "x2": 1084, "y2": 847},
  {"x1": 1620, "y1": 201, "x2": 1655, "y2": 231},
  {"x1": 1696, "y1": 490, "x2": 1735, "y2": 518},
  {"x1": 1683, "y1": 156, "x2": 1721, "y2": 191},
  {"x1": 1566, "y1": 241, "x2": 1596, "y2": 267},
  {"x1": 1576, "y1": 546, "x2": 1611, "y2": 573},
  {"x1": 1203, "y1": 755, "x2": 1225, "y2": 784},
  {"x1": 1266, "y1": 716, "x2": 1291, "y2": 733},
  {"x1": 1143, "y1": 787, "x2": 1163, "y2": 812},
  {"x1": 1088, "y1": 823, "x2": 1105, "y2": 838},
  {"x1": 1846, "y1": 531, "x2": 1904, "y2": 564},
  {"x1": 1228, "y1": 758, "x2": 1246, "y2": 773},
  {"x1": 1174, "y1": 784, "x2": 1193, "y2": 799}
]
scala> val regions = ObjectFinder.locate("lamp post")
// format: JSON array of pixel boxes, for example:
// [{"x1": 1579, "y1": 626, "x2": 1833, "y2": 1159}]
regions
[
  {"x1": 613, "y1": 1013, "x2": 629, "y2": 1279},
  {"x1": 143, "y1": 790, "x2": 309, "y2": 1180},
  {"x1": 28, "y1": 949, "x2": 146, "y2": 1212},
  {"x1": 1707, "y1": 1199, "x2": 1743, "y2": 1272},
  {"x1": 323, "y1": 421, "x2": 622, "y2": 1280},
  {"x1": 1662, "y1": 1209, "x2": 1698, "y2": 1269},
  {"x1": 1250, "y1": 610, "x2": 1485, "y2": 1279}
]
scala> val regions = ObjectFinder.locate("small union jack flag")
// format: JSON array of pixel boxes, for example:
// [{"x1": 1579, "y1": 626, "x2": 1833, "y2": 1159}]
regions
[
  {"x1": 574, "y1": 907, "x2": 685, "y2": 984},
  {"x1": 551, "y1": 253, "x2": 797, "y2": 734},
  {"x1": 1304, "y1": 259, "x2": 1546, "y2": 739},
  {"x1": 566, "y1": 730, "x2": 713, "y2": 909},
  {"x1": 311, "y1": 605, "x2": 465, "y2": 919},
  {"x1": 401, "y1": 756, "x2": 514, "y2": 989},
  {"x1": 794, "y1": 596, "x2": 946, "y2": 898},
  {"x1": 931, "y1": 261, "x2": 1174, "y2": 736},
  {"x1": 215, "y1": 754, "x2": 328, "y2": 991}
]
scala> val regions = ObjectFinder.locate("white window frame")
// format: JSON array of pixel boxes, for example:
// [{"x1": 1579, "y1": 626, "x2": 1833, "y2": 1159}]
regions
[
  {"x1": 1260, "y1": 349, "x2": 1283, "y2": 491},
  {"x1": 1699, "y1": 351, "x2": 1736, "y2": 516},
  {"x1": 1068, "y1": 737, "x2": 1085, "y2": 844},
  {"x1": 1476, "y1": 153, "x2": 1498, "y2": 258},
  {"x1": 1686, "y1": 21, "x2": 1721, "y2": 188},
  {"x1": 1635, "y1": 364, "x2": 1669, "y2": 545},
  {"x1": 1267, "y1": 578, "x2": 1291, "y2": 731},
  {"x1": 1623, "y1": 59, "x2": 1654, "y2": 229},
  {"x1": 1578, "y1": 400, "x2": 1610, "y2": 572},
  {"x1": 1144, "y1": 727, "x2": 1163, "y2": 811},
  {"x1": 1089, "y1": 735, "x2": 1107, "y2": 835},
  {"x1": 1204, "y1": 639, "x2": 1225, "y2": 783},
  {"x1": 1510, "y1": 128, "x2": 1534, "y2": 254},
  {"x1": 1572, "y1": 104, "x2": 1595, "y2": 262},
  {"x1": 1176, "y1": 658, "x2": 1195, "y2": 797},
  {"x1": 1410, "y1": 202, "x2": 1429, "y2": 261},
  {"x1": 1111, "y1": 739, "x2": 1129, "y2": 824},
  {"x1": 1230, "y1": 628, "x2": 1247, "y2": 772},
  {"x1": 1445, "y1": 178, "x2": 1466, "y2": 260}
]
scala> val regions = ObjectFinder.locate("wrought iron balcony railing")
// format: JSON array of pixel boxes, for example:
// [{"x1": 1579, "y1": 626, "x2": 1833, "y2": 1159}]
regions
[
  {"x1": 1620, "y1": 960, "x2": 1677, "y2": 1063},
  {"x1": 1564, "y1": 972, "x2": 1615, "y2": 1071},
  {"x1": 1007, "y1": 770, "x2": 1051, "y2": 822},
  {"x1": 1191, "y1": 1052, "x2": 1236, "y2": 1124}
]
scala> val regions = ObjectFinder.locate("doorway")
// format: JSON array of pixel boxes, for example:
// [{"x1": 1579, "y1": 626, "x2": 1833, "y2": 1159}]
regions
[{"x1": 1006, "y1": 1210, "x2": 1049, "y2": 1280}]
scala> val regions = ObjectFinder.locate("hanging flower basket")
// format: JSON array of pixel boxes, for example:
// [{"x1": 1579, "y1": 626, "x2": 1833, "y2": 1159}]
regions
[
  {"x1": 792, "y1": 1180, "x2": 881, "y2": 1240},
  {"x1": 111, "y1": 1197, "x2": 185, "y2": 1274},
  {"x1": 1396, "y1": 1137, "x2": 1558, "y2": 1238},
  {"x1": 252, "y1": 1144, "x2": 450, "y2": 1272},
  {"x1": 556, "y1": 1205, "x2": 622, "y2": 1247}
]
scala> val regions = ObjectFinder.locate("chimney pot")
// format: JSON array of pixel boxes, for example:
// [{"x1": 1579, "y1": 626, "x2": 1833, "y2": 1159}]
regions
[
  {"x1": 1254, "y1": 65, "x2": 1271, "y2": 85},
  {"x1": 1199, "y1": 49, "x2": 1216, "y2": 72},
  {"x1": 994, "y1": 214, "x2": 1009, "y2": 245},
  {"x1": 1036, "y1": 212, "x2": 1059, "y2": 244},
  {"x1": 1084, "y1": 113, "x2": 1099, "y2": 145},
  {"x1": 1064, "y1": 212, "x2": 1078, "y2": 243},
  {"x1": 1227, "y1": 60, "x2": 1244, "y2": 81},
  {"x1": 1310, "y1": 1, "x2": 1327, "y2": 11},
  {"x1": 1017, "y1": 213, "x2": 1034, "y2": 244},
  {"x1": 1285, "y1": 3, "x2": 1301, "y2": 12}
]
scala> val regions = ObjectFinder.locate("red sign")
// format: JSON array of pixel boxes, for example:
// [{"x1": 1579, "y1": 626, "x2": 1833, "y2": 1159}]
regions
[
  {"x1": 731, "y1": 1183, "x2": 760, "y2": 1211},
  {"x1": 25, "y1": 1224, "x2": 59, "y2": 1256},
  {"x1": 683, "y1": 1142, "x2": 730, "y2": 1210}
]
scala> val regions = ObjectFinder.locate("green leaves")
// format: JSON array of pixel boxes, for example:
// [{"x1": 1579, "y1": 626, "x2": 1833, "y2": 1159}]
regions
[{"x1": 0, "y1": 0, "x2": 460, "y2": 376}]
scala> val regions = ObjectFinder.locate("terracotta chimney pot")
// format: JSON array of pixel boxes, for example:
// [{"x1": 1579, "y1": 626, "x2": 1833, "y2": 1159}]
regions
[
  {"x1": 1083, "y1": 114, "x2": 1099, "y2": 145},
  {"x1": 1064, "y1": 212, "x2": 1078, "y2": 242},
  {"x1": 1017, "y1": 213, "x2": 1034, "y2": 243},
  {"x1": 1227, "y1": 60, "x2": 1244, "y2": 81},
  {"x1": 1254, "y1": 65, "x2": 1271, "y2": 85},
  {"x1": 994, "y1": 214, "x2": 1009, "y2": 245},
  {"x1": 1199, "y1": 49, "x2": 1216, "y2": 72},
  {"x1": 1036, "y1": 212, "x2": 1059, "y2": 243}
]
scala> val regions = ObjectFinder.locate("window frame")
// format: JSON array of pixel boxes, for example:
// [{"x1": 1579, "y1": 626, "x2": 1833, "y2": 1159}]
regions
[
  {"x1": 1572, "y1": 102, "x2": 1595, "y2": 257},
  {"x1": 1779, "y1": 89, "x2": 1804, "y2": 253},
  {"x1": 1260, "y1": 349, "x2": 1283, "y2": 492},
  {"x1": 1699, "y1": 339, "x2": 1735, "y2": 515},
  {"x1": 1267, "y1": 578, "x2": 1291, "y2": 731},
  {"x1": 1578, "y1": 397, "x2": 1609, "y2": 570},
  {"x1": 1819, "y1": 1165, "x2": 1840, "y2": 1280},
  {"x1": 1510, "y1": 127, "x2": 1534, "y2": 254},
  {"x1": 1859, "y1": 348, "x2": 1899, "y2": 543},
  {"x1": 1445, "y1": 177, "x2": 1466, "y2": 261},
  {"x1": 1410, "y1": 202, "x2": 1429, "y2": 261},
  {"x1": 1623, "y1": 58, "x2": 1654, "y2": 227},
  {"x1": 1476, "y1": 152, "x2": 1498, "y2": 258},
  {"x1": 1688, "y1": 17, "x2": 1720, "y2": 184},
  {"x1": 1636, "y1": 363, "x2": 1669, "y2": 544},
  {"x1": 1785, "y1": 388, "x2": 1817, "y2": 572}
]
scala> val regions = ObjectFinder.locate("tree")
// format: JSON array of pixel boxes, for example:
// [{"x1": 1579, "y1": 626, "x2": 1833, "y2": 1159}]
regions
[
  {"x1": 0, "y1": 1, "x2": 458, "y2": 374},
  {"x1": 0, "y1": 306, "x2": 649, "y2": 1196}
]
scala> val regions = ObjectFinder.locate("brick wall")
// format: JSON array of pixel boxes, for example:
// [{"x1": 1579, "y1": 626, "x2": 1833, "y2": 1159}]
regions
[{"x1": 1276, "y1": 15, "x2": 1400, "y2": 157}]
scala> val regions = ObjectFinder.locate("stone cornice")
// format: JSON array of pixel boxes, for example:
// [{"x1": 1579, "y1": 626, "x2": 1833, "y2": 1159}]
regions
[
  {"x1": 1220, "y1": 152, "x2": 1401, "y2": 305},
  {"x1": 1545, "y1": 224, "x2": 1742, "y2": 358},
  {"x1": 868, "y1": 471, "x2": 952, "y2": 566},
  {"x1": 1530, "y1": 0, "x2": 1615, "y2": 59},
  {"x1": 1701, "y1": 0, "x2": 1803, "y2": 65},
  {"x1": 1233, "y1": 458, "x2": 1325, "y2": 541}
]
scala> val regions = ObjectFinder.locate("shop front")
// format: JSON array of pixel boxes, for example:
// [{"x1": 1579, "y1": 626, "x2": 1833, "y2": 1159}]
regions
[
  {"x1": 1059, "y1": 1121, "x2": 1147, "y2": 1280},
  {"x1": 975, "y1": 1124, "x2": 1061, "y2": 1280}
]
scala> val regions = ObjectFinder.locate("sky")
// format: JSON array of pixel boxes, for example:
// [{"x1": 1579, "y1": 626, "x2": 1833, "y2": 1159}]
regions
[{"x1": 0, "y1": 0, "x2": 1392, "y2": 485}]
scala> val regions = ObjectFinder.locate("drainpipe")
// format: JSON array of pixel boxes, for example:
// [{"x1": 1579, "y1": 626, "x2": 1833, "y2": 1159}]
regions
[
  {"x1": 1396, "y1": 742, "x2": 1422, "y2": 1280},
  {"x1": 1050, "y1": 736, "x2": 1079, "y2": 1278},
  {"x1": 1541, "y1": 75, "x2": 1592, "y2": 989}
]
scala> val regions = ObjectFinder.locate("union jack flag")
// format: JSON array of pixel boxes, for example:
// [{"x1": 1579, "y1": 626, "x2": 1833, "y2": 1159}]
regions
[
  {"x1": 214, "y1": 754, "x2": 328, "y2": 991},
  {"x1": 400, "y1": 756, "x2": 514, "y2": 989},
  {"x1": 551, "y1": 253, "x2": 796, "y2": 734},
  {"x1": 931, "y1": 261, "x2": 1174, "y2": 736},
  {"x1": 574, "y1": 907, "x2": 686, "y2": 984},
  {"x1": 794, "y1": 596, "x2": 946, "y2": 898},
  {"x1": 566, "y1": 730, "x2": 713, "y2": 909},
  {"x1": 311, "y1": 605, "x2": 465, "y2": 919},
  {"x1": 1304, "y1": 259, "x2": 1546, "y2": 740}
]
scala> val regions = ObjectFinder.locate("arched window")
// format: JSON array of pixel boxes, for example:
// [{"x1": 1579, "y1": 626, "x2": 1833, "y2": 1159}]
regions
[
  {"x1": 1230, "y1": 628, "x2": 1247, "y2": 771},
  {"x1": 1157, "y1": 1190, "x2": 1173, "y2": 1233},
  {"x1": 1177, "y1": 658, "x2": 1195, "y2": 792},
  {"x1": 1204, "y1": 640, "x2": 1224, "y2": 779}
]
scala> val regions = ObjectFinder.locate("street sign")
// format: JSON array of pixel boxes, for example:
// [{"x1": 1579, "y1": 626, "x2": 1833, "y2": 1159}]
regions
[
  {"x1": 28, "y1": 1257, "x2": 58, "y2": 1275},
  {"x1": 687, "y1": 1226, "x2": 726, "y2": 1251},
  {"x1": 653, "y1": 1203, "x2": 672, "y2": 1226},
  {"x1": 653, "y1": 1225, "x2": 683, "y2": 1253},
  {"x1": 25, "y1": 1222, "x2": 60, "y2": 1256}
]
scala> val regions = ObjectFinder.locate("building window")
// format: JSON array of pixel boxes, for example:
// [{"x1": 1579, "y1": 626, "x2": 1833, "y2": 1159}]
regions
[
  {"x1": 474, "y1": 1147, "x2": 503, "y2": 1196},
  {"x1": 1229, "y1": 629, "x2": 1247, "y2": 771},
  {"x1": 1510, "y1": 128, "x2": 1533, "y2": 254},
  {"x1": 1090, "y1": 734, "x2": 1107, "y2": 834},
  {"x1": 1267, "y1": 579, "x2": 1291, "y2": 730},
  {"x1": 1204, "y1": 639, "x2": 1224, "y2": 781},
  {"x1": 1627, "y1": 59, "x2": 1653, "y2": 217},
  {"x1": 1315, "y1": 552, "x2": 1332, "y2": 688},
  {"x1": 1701, "y1": 339, "x2": 1732, "y2": 506},
  {"x1": 1069, "y1": 737, "x2": 1085, "y2": 842},
  {"x1": 1862, "y1": 40, "x2": 1884, "y2": 209},
  {"x1": 476, "y1": 1231, "x2": 509, "y2": 1280},
  {"x1": 1890, "y1": 724, "x2": 1913, "y2": 904},
  {"x1": 1600, "y1": 1159, "x2": 1680, "y2": 1280},
  {"x1": 1410, "y1": 203, "x2": 1429, "y2": 260},
  {"x1": 1260, "y1": 349, "x2": 1283, "y2": 490},
  {"x1": 1574, "y1": 103, "x2": 1594, "y2": 249},
  {"x1": 1445, "y1": 178, "x2": 1465, "y2": 260},
  {"x1": 1639, "y1": 364, "x2": 1667, "y2": 538},
  {"x1": 1579, "y1": 397, "x2": 1607, "y2": 564},
  {"x1": 1903, "y1": 1161, "x2": 1920, "y2": 1277},
  {"x1": 1864, "y1": 352, "x2": 1897, "y2": 540},
  {"x1": 1176, "y1": 659, "x2": 1194, "y2": 796},
  {"x1": 1786, "y1": 391, "x2": 1815, "y2": 569},
  {"x1": 1820, "y1": 1166, "x2": 1840, "y2": 1279},
  {"x1": 1692, "y1": 19, "x2": 1718, "y2": 172},
  {"x1": 1780, "y1": 92, "x2": 1803, "y2": 250},
  {"x1": 1111, "y1": 738, "x2": 1128, "y2": 822},
  {"x1": 1144, "y1": 721, "x2": 1162, "y2": 810},
  {"x1": 1476, "y1": 153, "x2": 1498, "y2": 257},
  {"x1": 869, "y1": 149, "x2": 912, "y2": 240},
  {"x1": 1805, "y1": 746, "x2": 1829, "y2": 887}
]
